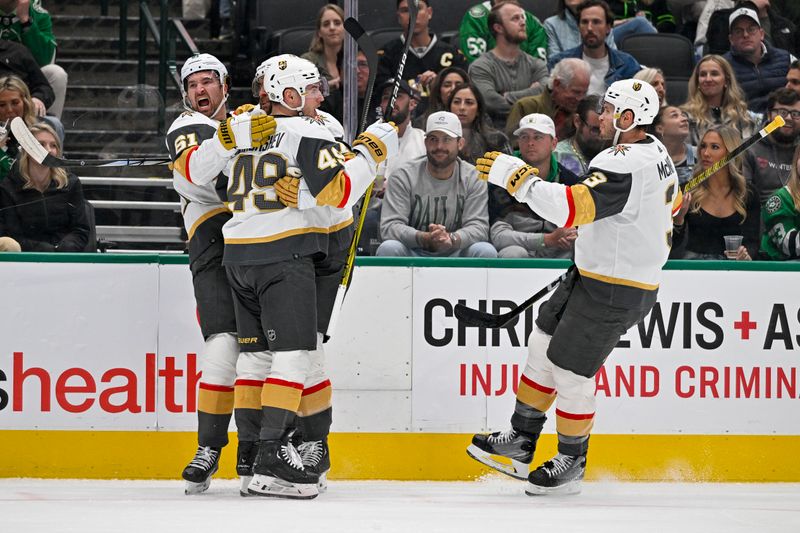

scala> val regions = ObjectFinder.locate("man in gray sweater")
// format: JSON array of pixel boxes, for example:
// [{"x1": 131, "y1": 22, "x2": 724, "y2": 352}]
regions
[{"x1": 376, "y1": 111, "x2": 497, "y2": 257}]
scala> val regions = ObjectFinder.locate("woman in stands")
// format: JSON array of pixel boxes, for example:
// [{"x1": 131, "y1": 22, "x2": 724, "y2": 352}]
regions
[
  {"x1": 414, "y1": 66, "x2": 468, "y2": 128},
  {"x1": 0, "y1": 75, "x2": 65, "y2": 180},
  {"x1": 302, "y1": 4, "x2": 344, "y2": 119},
  {"x1": 447, "y1": 81, "x2": 510, "y2": 165},
  {"x1": 671, "y1": 125, "x2": 759, "y2": 260},
  {"x1": 761, "y1": 143, "x2": 800, "y2": 260},
  {"x1": 681, "y1": 55, "x2": 760, "y2": 145},
  {"x1": 0, "y1": 122, "x2": 89, "y2": 252},
  {"x1": 650, "y1": 105, "x2": 695, "y2": 186},
  {"x1": 634, "y1": 67, "x2": 667, "y2": 106}
]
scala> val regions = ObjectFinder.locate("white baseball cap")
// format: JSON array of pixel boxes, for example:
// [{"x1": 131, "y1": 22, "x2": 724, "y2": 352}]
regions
[
  {"x1": 426, "y1": 111, "x2": 462, "y2": 138},
  {"x1": 513, "y1": 113, "x2": 556, "y2": 137},
  {"x1": 729, "y1": 7, "x2": 760, "y2": 29}
]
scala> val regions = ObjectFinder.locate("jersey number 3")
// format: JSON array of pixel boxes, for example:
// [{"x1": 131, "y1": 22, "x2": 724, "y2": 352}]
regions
[{"x1": 227, "y1": 153, "x2": 287, "y2": 212}]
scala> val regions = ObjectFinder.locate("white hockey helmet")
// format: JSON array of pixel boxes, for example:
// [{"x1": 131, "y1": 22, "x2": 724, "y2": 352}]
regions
[
  {"x1": 251, "y1": 58, "x2": 270, "y2": 97},
  {"x1": 601, "y1": 79, "x2": 660, "y2": 134},
  {"x1": 262, "y1": 54, "x2": 328, "y2": 111},
  {"x1": 180, "y1": 53, "x2": 229, "y2": 89}
]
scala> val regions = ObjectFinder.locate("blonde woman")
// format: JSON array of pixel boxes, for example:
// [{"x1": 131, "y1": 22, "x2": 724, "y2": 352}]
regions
[
  {"x1": 680, "y1": 55, "x2": 760, "y2": 145},
  {"x1": 672, "y1": 125, "x2": 760, "y2": 260},
  {"x1": 761, "y1": 143, "x2": 800, "y2": 260},
  {"x1": 634, "y1": 67, "x2": 667, "y2": 106},
  {"x1": 0, "y1": 123, "x2": 89, "y2": 252},
  {"x1": 302, "y1": 4, "x2": 343, "y2": 118}
]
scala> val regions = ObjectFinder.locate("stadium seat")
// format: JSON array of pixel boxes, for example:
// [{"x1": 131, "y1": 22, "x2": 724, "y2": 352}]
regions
[
  {"x1": 269, "y1": 26, "x2": 315, "y2": 56},
  {"x1": 440, "y1": 30, "x2": 459, "y2": 46},
  {"x1": 665, "y1": 77, "x2": 690, "y2": 107},
  {"x1": 619, "y1": 33, "x2": 695, "y2": 79},
  {"x1": 370, "y1": 27, "x2": 402, "y2": 51}
]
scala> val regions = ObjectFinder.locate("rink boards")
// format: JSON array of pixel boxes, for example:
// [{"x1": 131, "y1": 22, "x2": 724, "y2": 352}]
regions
[{"x1": 1, "y1": 254, "x2": 799, "y2": 481}]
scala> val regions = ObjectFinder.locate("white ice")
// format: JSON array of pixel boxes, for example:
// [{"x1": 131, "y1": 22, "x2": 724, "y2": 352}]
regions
[{"x1": 1, "y1": 478, "x2": 799, "y2": 533}]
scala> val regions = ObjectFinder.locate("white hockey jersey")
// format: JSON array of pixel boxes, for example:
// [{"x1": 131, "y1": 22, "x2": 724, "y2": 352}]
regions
[
  {"x1": 220, "y1": 114, "x2": 363, "y2": 265},
  {"x1": 166, "y1": 111, "x2": 233, "y2": 239},
  {"x1": 516, "y1": 135, "x2": 683, "y2": 309}
]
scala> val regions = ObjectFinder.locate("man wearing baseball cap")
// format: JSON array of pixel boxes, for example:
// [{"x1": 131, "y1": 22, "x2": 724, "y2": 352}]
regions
[
  {"x1": 724, "y1": 4, "x2": 795, "y2": 114},
  {"x1": 376, "y1": 111, "x2": 497, "y2": 257},
  {"x1": 490, "y1": 113, "x2": 579, "y2": 259}
]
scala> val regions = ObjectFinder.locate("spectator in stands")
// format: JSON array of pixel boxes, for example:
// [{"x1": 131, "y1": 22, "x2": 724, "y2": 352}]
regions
[
  {"x1": 507, "y1": 58, "x2": 591, "y2": 144},
  {"x1": 681, "y1": 54, "x2": 760, "y2": 145},
  {"x1": 302, "y1": 4, "x2": 344, "y2": 120},
  {"x1": 761, "y1": 143, "x2": 800, "y2": 260},
  {"x1": 634, "y1": 67, "x2": 667, "y2": 106},
  {"x1": 743, "y1": 88, "x2": 800, "y2": 204},
  {"x1": 378, "y1": 0, "x2": 467, "y2": 115},
  {"x1": 671, "y1": 125, "x2": 759, "y2": 260},
  {"x1": 460, "y1": 0, "x2": 548, "y2": 62},
  {"x1": 0, "y1": 74, "x2": 61, "y2": 180},
  {"x1": 554, "y1": 94, "x2": 607, "y2": 176},
  {"x1": 468, "y1": 1, "x2": 549, "y2": 124},
  {"x1": 606, "y1": 1, "x2": 663, "y2": 42},
  {"x1": 548, "y1": 0, "x2": 642, "y2": 97},
  {"x1": 490, "y1": 113, "x2": 579, "y2": 258},
  {"x1": 785, "y1": 59, "x2": 800, "y2": 97},
  {"x1": 0, "y1": 40, "x2": 52, "y2": 117},
  {"x1": 0, "y1": 0, "x2": 67, "y2": 119},
  {"x1": 669, "y1": 0, "x2": 707, "y2": 34},
  {"x1": 377, "y1": 111, "x2": 496, "y2": 257},
  {"x1": 650, "y1": 105, "x2": 696, "y2": 186},
  {"x1": 448, "y1": 81, "x2": 511, "y2": 164},
  {"x1": 724, "y1": 5, "x2": 794, "y2": 114},
  {"x1": 544, "y1": 0, "x2": 618, "y2": 58},
  {"x1": 415, "y1": 66, "x2": 469, "y2": 127},
  {"x1": 0, "y1": 122, "x2": 89, "y2": 252}
]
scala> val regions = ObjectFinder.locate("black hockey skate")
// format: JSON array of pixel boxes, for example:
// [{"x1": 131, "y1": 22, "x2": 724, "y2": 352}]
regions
[
  {"x1": 236, "y1": 441, "x2": 258, "y2": 497},
  {"x1": 298, "y1": 439, "x2": 331, "y2": 493},
  {"x1": 247, "y1": 439, "x2": 320, "y2": 500},
  {"x1": 525, "y1": 453, "x2": 586, "y2": 496},
  {"x1": 182, "y1": 446, "x2": 221, "y2": 495},
  {"x1": 467, "y1": 429, "x2": 535, "y2": 480}
]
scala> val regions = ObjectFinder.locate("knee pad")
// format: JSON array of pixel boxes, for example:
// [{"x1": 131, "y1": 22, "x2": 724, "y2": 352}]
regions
[
  {"x1": 269, "y1": 350, "x2": 311, "y2": 384},
  {"x1": 200, "y1": 332, "x2": 238, "y2": 386},
  {"x1": 523, "y1": 326, "x2": 554, "y2": 381},
  {"x1": 236, "y1": 350, "x2": 273, "y2": 382},
  {"x1": 305, "y1": 333, "x2": 327, "y2": 387},
  {"x1": 553, "y1": 364, "x2": 596, "y2": 437}
]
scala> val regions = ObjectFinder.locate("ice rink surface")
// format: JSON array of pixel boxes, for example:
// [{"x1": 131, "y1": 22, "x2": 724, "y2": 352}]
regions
[{"x1": 2, "y1": 478, "x2": 799, "y2": 533}]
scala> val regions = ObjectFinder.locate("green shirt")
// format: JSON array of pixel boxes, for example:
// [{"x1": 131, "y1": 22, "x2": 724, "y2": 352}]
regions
[
  {"x1": 761, "y1": 186, "x2": 800, "y2": 260},
  {"x1": 0, "y1": 0, "x2": 56, "y2": 66},
  {"x1": 459, "y1": 1, "x2": 548, "y2": 63}
]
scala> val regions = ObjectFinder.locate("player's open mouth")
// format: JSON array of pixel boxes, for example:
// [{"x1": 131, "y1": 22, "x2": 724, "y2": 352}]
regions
[{"x1": 197, "y1": 98, "x2": 210, "y2": 108}]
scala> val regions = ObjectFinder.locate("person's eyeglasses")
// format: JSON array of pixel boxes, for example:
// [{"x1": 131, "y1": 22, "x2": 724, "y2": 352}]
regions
[
  {"x1": 731, "y1": 26, "x2": 760, "y2": 37},
  {"x1": 357, "y1": 61, "x2": 369, "y2": 70},
  {"x1": 580, "y1": 116, "x2": 601, "y2": 136},
  {"x1": 771, "y1": 108, "x2": 800, "y2": 120}
]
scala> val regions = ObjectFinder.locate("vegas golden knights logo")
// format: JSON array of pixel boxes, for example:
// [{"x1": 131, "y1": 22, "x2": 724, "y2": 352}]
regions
[
  {"x1": 632, "y1": 82, "x2": 642, "y2": 91},
  {"x1": 278, "y1": 60, "x2": 287, "y2": 70}
]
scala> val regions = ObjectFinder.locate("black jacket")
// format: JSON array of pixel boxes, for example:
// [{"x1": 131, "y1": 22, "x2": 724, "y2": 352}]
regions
[
  {"x1": 377, "y1": 34, "x2": 468, "y2": 93},
  {"x1": 0, "y1": 162, "x2": 89, "y2": 251},
  {"x1": 0, "y1": 40, "x2": 54, "y2": 107}
]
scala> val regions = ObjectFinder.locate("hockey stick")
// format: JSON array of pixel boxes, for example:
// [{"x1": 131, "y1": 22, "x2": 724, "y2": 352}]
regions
[
  {"x1": 326, "y1": 2, "x2": 419, "y2": 338},
  {"x1": 10, "y1": 117, "x2": 170, "y2": 167},
  {"x1": 454, "y1": 266, "x2": 574, "y2": 329},
  {"x1": 683, "y1": 115, "x2": 785, "y2": 193},
  {"x1": 453, "y1": 116, "x2": 788, "y2": 329}
]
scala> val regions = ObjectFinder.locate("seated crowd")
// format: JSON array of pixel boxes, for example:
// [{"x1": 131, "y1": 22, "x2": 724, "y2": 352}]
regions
[{"x1": 3, "y1": 0, "x2": 800, "y2": 261}]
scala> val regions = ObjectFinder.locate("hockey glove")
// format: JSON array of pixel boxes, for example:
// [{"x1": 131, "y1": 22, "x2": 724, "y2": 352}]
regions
[
  {"x1": 476, "y1": 151, "x2": 539, "y2": 197},
  {"x1": 274, "y1": 167, "x2": 316, "y2": 209},
  {"x1": 217, "y1": 109, "x2": 276, "y2": 151},
  {"x1": 233, "y1": 103, "x2": 256, "y2": 115},
  {"x1": 353, "y1": 121, "x2": 399, "y2": 165}
]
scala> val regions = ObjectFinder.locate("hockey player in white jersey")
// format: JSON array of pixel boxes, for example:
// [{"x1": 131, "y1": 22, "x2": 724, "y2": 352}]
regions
[
  {"x1": 467, "y1": 79, "x2": 682, "y2": 495},
  {"x1": 166, "y1": 53, "x2": 275, "y2": 495},
  {"x1": 183, "y1": 53, "x2": 397, "y2": 499}
]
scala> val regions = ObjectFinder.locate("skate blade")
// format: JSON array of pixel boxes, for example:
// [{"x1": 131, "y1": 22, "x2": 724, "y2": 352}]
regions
[
  {"x1": 239, "y1": 475, "x2": 253, "y2": 497},
  {"x1": 466, "y1": 444, "x2": 529, "y2": 480},
  {"x1": 184, "y1": 478, "x2": 212, "y2": 495},
  {"x1": 247, "y1": 474, "x2": 319, "y2": 500},
  {"x1": 525, "y1": 479, "x2": 582, "y2": 496}
]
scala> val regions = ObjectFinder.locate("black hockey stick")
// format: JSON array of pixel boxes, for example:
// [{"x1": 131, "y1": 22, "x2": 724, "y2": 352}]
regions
[
  {"x1": 454, "y1": 266, "x2": 575, "y2": 329},
  {"x1": 326, "y1": 3, "x2": 419, "y2": 338},
  {"x1": 10, "y1": 117, "x2": 170, "y2": 167},
  {"x1": 684, "y1": 115, "x2": 784, "y2": 193}
]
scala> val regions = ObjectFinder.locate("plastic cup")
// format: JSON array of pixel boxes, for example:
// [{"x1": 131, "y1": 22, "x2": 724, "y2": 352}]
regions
[{"x1": 723, "y1": 235, "x2": 743, "y2": 259}]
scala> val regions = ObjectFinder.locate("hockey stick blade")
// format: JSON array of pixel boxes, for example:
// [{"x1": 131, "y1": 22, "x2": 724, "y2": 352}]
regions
[
  {"x1": 454, "y1": 266, "x2": 574, "y2": 328},
  {"x1": 344, "y1": 17, "x2": 379, "y2": 133},
  {"x1": 11, "y1": 117, "x2": 169, "y2": 168}
]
